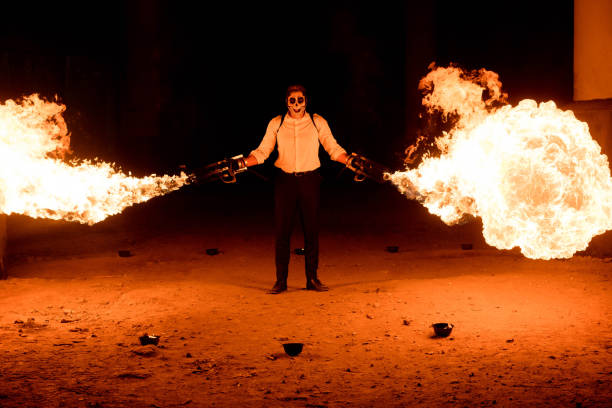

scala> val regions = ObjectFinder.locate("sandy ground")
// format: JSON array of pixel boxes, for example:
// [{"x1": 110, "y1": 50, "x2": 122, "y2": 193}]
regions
[{"x1": 0, "y1": 178, "x2": 611, "y2": 408}]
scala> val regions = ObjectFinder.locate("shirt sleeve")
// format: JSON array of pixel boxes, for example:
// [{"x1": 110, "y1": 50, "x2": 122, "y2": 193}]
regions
[
  {"x1": 250, "y1": 116, "x2": 281, "y2": 164},
  {"x1": 314, "y1": 114, "x2": 347, "y2": 161}
]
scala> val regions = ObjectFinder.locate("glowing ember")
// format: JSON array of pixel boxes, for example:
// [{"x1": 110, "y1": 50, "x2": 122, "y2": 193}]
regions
[
  {"x1": 0, "y1": 95, "x2": 188, "y2": 225},
  {"x1": 389, "y1": 65, "x2": 612, "y2": 260}
]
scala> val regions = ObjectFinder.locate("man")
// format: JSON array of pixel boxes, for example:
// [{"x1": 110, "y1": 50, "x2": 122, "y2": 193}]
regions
[{"x1": 239, "y1": 85, "x2": 350, "y2": 294}]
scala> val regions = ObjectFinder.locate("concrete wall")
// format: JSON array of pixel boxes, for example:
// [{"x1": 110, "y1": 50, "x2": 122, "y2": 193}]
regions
[
  {"x1": 0, "y1": 215, "x2": 6, "y2": 279},
  {"x1": 574, "y1": 0, "x2": 612, "y2": 101},
  {"x1": 572, "y1": 1, "x2": 612, "y2": 256},
  {"x1": 568, "y1": 100, "x2": 612, "y2": 159},
  {"x1": 566, "y1": 100, "x2": 612, "y2": 257}
]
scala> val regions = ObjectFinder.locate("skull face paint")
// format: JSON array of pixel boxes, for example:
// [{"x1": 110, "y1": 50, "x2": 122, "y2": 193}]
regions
[{"x1": 287, "y1": 91, "x2": 306, "y2": 118}]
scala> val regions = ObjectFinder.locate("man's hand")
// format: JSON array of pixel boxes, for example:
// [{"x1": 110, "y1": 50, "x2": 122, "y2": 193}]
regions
[
  {"x1": 243, "y1": 154, "x2": 259, "y2": 167},
  {"x1": 336, "y1": 152, "x2": 350, "y2": 165}
]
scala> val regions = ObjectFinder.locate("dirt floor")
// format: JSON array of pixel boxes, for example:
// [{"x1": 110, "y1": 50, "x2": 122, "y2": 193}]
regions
[{"x1": 0, "y1": 176, "x2": 611, "y2": 407}]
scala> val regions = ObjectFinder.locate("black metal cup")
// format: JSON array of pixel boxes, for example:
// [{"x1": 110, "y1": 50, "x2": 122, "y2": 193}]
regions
[
  {"x1": 432, "y1": 323, "x2": 454, "y2": 338},
  {"x1": 282, "y1": 343, "x2": 304, "y2": 356}
]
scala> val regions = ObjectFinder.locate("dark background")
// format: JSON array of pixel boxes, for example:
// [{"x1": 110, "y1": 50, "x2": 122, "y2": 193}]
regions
[{"x1": 0, "y1": 0, "x2": 574, "y2": 179}]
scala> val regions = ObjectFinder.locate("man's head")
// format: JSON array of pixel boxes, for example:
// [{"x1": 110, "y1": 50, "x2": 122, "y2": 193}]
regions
[{"x1": 286, "y1": 84, "x2": 307, "y2": 118}]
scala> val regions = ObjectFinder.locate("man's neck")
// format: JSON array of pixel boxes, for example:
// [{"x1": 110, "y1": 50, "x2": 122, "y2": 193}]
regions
[{"x1": 288, "y1": 111, "x2": 306, "y2": 119}]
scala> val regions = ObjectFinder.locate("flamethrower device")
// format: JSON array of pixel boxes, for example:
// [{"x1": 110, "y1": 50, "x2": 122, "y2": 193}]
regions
[
  {"x1": 344, "y1": 153, "x2": 393, "y2": 183},
  {"x1": 188, "y1": 154, "x2": 248, "y2": 184},
  {"x1": 187, "y1": 154, "x2": 270, "y2": 184},
  {"x1": 188, "y1": 152, "x2": 392, "y2": 185}
]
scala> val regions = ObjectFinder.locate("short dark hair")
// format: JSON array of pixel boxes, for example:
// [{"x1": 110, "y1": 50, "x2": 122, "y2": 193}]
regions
[{"x1": 286, "y1": 84, "x2": 307, "y2": 100}]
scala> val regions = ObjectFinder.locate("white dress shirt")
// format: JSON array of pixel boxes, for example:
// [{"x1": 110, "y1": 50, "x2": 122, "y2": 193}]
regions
[{"x1": 250, "y1": 112, "x2": 347, "y2": 173}]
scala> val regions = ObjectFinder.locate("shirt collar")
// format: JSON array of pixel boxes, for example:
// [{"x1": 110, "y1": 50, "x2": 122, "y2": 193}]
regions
[{"x1": 284, "y1": 112, "x2": 310, "y2": 123}]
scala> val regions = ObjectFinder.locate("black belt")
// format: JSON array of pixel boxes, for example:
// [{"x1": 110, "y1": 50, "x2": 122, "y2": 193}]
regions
[{"x1": 283, "y1": 169, "x2": 318, "y2": 177}]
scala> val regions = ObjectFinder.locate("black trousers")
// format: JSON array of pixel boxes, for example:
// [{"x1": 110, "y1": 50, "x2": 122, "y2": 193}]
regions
[{"x1": 274, "y1": 169, "x2": 321, "y2": 283}]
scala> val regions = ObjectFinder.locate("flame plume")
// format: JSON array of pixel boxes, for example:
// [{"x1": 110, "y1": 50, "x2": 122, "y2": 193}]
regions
[
  {"x1": 0, "y1": 95, "x2": 188, "y2": 225},
  {"x1": 389, "y1": 65, "x2": 612, "y2": 260}
]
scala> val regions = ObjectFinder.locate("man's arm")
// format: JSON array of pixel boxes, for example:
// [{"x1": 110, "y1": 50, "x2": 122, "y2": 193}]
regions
[
  {"x1": 314, "y1": 115, "x2": 349, "y2": 164},
  {"x1": 247, "y1": 116, "x2": 281, "y2": 166}
]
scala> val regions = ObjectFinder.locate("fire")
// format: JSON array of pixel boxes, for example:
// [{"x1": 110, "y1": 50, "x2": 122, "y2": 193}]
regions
[
  {"x1": 0, "y1": 95, "x2": 188, "y2": 225},
  {"x1": 389, "y1": 65, "x2": 612, "y2": 260}
]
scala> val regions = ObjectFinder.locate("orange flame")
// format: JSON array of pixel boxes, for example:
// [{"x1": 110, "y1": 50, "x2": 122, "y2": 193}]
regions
[
  {"x1": 0, "y1": 95, "x2": 188, "y2": 225},
  {"x1": 389, "y1": 65, "x2": 612, "y2": 260}
]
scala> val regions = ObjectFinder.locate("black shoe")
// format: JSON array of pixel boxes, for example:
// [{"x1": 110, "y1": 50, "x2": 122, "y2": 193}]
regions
[
  {"x1": 267, "y1": 281, "x2": 287, "y2": 294},
  {"x1": 306, "y1": 279, "x2": 329, "y2": 292}
]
